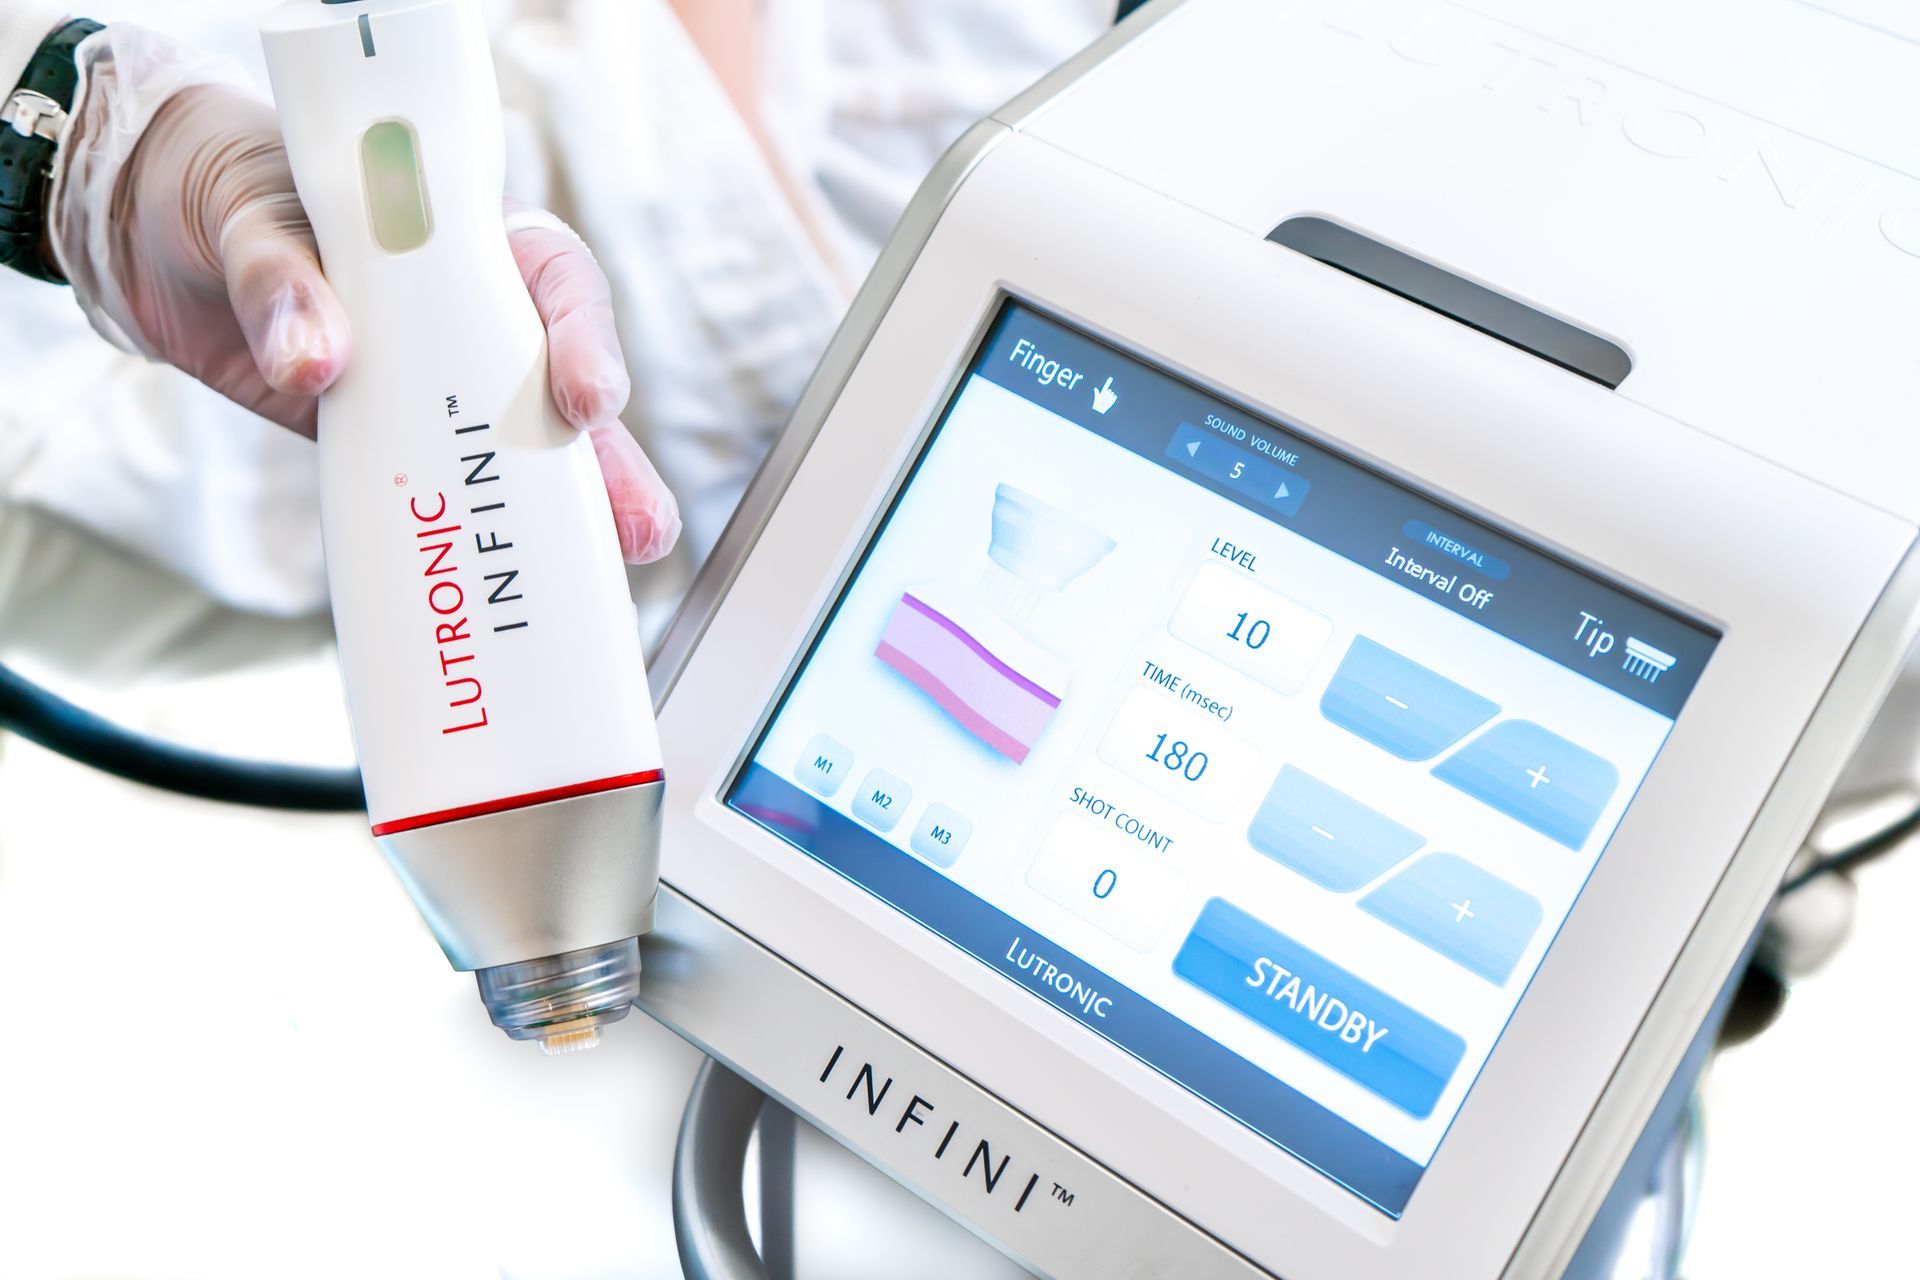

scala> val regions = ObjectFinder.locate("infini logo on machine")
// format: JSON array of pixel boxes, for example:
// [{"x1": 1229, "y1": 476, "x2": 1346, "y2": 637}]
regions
[{"x1": 817, "y1": 1044, "x2": 1078, "y2": 1215}]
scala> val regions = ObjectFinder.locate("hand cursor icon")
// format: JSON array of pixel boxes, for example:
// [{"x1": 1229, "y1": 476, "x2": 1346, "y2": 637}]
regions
[{"x1": 1092, "y1": 377, "x2": 1118, "y2": 414}]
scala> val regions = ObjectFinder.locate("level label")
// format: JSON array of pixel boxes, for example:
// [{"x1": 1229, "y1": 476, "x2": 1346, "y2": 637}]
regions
[{"x1": 1169, "y1": 560, "x2": 1332, "y2": 695}]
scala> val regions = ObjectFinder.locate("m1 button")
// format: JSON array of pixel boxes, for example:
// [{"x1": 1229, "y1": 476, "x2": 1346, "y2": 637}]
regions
[{"x1": 795, "y1": 734, "x2": 853, "y2": 798}]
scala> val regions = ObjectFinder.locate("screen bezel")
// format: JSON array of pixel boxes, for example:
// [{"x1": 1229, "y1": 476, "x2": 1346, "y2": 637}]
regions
[
  {"x1": 723, "y1": 294, "x2": 1717, "y2": 1215},
  {"x1": 652, "y1": 135, "x2": 1911, "y2": 1278}
]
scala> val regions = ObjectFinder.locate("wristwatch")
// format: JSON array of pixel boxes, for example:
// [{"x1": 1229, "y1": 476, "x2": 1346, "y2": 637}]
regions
[{"x1": 0, "y1": 17, "x2": 103, "y2": 283}]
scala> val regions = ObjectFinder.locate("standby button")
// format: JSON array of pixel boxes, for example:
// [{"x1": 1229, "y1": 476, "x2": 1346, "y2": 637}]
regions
[{"x1": 1173, "y1": 899, "x2": 1466, "y2": 1118}]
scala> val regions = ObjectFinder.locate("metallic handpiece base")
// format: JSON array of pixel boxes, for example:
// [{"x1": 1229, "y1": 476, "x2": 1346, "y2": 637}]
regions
[
  {"x1": 378, "y1": 780, "x2": 663, "y2": 1052},
  {"x1": 476, "y1": 936, "x2": 641, "y2": 1052},
  {"x1": 374, "y1": 780, "x2": 665, "y2": 970}
]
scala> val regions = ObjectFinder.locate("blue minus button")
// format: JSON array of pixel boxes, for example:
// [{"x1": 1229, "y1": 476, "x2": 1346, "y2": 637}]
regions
[{"x1": 1174, "y1": 899, "x2": 1467, "y2": 1118}]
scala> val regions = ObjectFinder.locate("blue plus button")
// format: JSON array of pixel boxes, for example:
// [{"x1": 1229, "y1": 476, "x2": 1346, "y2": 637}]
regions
[
  {"x1": 1174, "y1": 899, "x2": 1467, "y2": 1118},
  {"x1": 1361, "y1": 854, "x2": 1543, "y2": 985},
  {"x1": 1434, "y1": 721, "x2": 1619, "y2": 850}
]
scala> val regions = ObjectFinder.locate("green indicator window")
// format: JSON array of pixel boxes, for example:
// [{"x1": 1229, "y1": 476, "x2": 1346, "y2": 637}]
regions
[{"x1": 361, "y1": 120, "x2": 431, "y2": 253}]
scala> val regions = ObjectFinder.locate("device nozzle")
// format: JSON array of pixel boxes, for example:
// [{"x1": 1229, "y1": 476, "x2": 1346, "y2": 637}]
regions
[{"x1": 474, "y1": 936, "x2": 641, "y2": 1049}]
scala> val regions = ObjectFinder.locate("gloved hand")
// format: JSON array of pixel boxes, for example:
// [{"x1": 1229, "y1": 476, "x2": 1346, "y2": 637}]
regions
[{"x1": 49, "y1": 25, "x2": 679, "y2": 565}]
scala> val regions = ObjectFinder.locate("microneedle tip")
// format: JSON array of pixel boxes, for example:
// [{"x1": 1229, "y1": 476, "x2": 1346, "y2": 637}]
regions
[{"x1": 539, "y1": 1026, "x2": 602, "y2": 1056}]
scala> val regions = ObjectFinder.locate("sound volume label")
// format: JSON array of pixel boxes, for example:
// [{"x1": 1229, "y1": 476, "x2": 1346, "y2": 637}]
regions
[{"x1": 1166, "y1": 422, "x2": 1312, "y2": 517}]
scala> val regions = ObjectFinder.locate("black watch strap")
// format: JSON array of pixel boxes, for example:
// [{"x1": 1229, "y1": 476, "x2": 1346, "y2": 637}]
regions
[{"x1": 0, "y1": 18, "x2": 104, "y2": 284}]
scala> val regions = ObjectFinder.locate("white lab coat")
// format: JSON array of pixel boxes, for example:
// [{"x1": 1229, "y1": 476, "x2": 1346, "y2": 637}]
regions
[{"x1": 0, "y1": 0, "x2": 1111, "y2": 636}]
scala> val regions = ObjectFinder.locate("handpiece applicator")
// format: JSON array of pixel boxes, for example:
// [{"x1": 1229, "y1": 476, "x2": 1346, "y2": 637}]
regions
[{"x1": 261, "y1": 0, "x2": 666, "y2": 1050}]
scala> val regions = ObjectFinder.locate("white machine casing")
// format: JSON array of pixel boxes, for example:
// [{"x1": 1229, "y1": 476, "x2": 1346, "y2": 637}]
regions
[
  {"x1": 641, "y1": 0, "x2": 1920, "y2": 1275},
  {"x1": 261, "y1": 0, "x2": 664, "y2": 973}
]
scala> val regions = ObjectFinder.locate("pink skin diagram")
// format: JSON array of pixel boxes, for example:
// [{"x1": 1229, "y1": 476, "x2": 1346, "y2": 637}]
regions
[
  {"x1": 876, "y1": 485, "x2": 1115, "y2": 764},
  {"x1": 877, "y1": 592, "x2": 1062, "y2": 763}
]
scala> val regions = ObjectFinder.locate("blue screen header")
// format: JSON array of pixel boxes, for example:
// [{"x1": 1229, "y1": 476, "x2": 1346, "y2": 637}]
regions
[{"x1": 977, "y1": 302, "x2": 1716, "y2": 718}]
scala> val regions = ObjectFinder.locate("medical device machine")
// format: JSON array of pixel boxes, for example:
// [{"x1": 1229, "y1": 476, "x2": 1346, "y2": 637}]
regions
[
  {"x1": 261, "y1": 0, "x2": 665, "y2": 1051},
  {"x1": 635, "y1": 0, "x2": 1920, "y2": 1274}
]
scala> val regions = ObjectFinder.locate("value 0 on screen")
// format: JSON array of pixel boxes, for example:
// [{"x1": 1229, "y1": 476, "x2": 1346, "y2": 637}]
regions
[
  {"x1": 1027, "y1": 817, "x2": 1186, "y2": 952},
  {"x1": 1097, "y1": 686, "x2": 1259, "y2": 821},
  {"x1": 1169, "y1": 560, "x2": 1332, "y2": 695}
]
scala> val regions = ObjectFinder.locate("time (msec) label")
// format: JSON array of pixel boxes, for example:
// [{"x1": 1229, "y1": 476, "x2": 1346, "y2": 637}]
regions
[{"x1": 1096, "y1": 685, "x2": 1260, "y2": 822}]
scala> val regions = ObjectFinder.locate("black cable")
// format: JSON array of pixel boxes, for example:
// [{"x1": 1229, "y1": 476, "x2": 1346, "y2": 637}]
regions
[
  {"x1": 0, "y1": 660, "x2": 364, "y2": 812},
  {"x1": 1778, "y1": 800, "x2": 1920, "y2": 896}
]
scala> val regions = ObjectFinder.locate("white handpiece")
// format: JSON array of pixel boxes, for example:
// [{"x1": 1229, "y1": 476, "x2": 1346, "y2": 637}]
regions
[{"x1": 261, "y1": 0, "x2": 665, "y2": 1050}]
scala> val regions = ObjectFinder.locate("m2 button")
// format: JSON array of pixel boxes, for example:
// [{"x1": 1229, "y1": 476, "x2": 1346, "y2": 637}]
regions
[
  {"x1": 853, "y1": 769, "x2": 913, "y2": 833},
  {"x1": 1174, "y1": 899, "x2": 1466, "y2": 1118}
]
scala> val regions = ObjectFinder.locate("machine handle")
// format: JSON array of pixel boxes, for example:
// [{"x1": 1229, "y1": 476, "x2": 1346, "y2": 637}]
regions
[{"x1": 673, "y1": 1059, "x2": 775, "y2": 1280}]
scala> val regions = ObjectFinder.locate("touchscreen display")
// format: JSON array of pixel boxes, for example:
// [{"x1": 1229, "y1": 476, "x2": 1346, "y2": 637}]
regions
[{"x1": 726, "y1": 300, "x2": 1717, "y2": 1216}]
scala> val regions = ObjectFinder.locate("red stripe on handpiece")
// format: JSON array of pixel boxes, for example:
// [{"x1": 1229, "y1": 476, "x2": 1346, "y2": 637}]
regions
[{"x1": 369, "y1": 768, "x2": 666, "y2": 836}]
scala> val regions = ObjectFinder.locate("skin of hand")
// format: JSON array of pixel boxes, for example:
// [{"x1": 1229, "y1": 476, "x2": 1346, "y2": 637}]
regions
[{"x1": 108, "y1": 84, "x2": 680, "y2": 565}]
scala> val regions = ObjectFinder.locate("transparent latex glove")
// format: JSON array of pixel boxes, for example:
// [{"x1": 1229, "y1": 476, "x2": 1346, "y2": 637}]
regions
[{"x1": 54, "y1": 63, "x2": 679, "y2": 566}]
